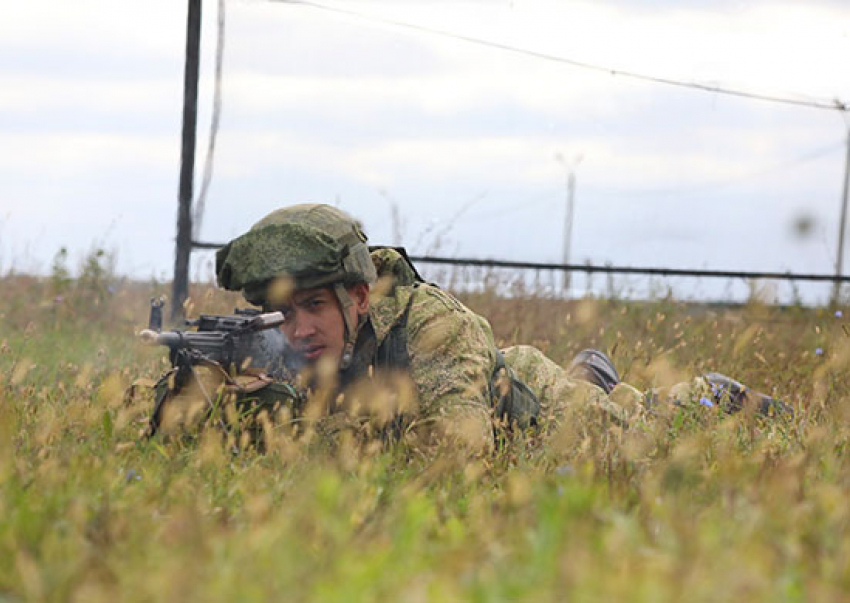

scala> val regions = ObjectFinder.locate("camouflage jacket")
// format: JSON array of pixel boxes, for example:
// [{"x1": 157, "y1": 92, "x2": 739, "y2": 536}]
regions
[
  {"x1": 338, "y1": 248, "x2": 498, "y2": 451},
  {"x1": 326, "y1": 249, "x2": 648, "y2": 451}
]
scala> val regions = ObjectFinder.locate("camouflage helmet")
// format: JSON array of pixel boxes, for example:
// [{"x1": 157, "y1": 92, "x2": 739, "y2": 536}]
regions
[{"x1": 216, "y1": 204, "x2": 377, "y2": 305}]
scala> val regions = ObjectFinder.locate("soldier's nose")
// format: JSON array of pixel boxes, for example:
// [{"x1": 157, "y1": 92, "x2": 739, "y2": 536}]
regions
[{"x1": 292, "y1": 314, "x2": 316, "y2": 340}]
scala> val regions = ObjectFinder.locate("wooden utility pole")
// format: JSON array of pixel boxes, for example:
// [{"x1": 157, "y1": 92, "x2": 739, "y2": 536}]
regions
[
  {"x1": 555, "y1": 152, "x2": 581, "y2": 294},
  {"x1": 833, "y1": 127, "x2": 850, "y2": 305},
  {"x1": 562, "y1": 170, "x2": 575, "y2": 293},
  {"x1": 173, "y1": 0, "x2": 202, "y2": 322}
]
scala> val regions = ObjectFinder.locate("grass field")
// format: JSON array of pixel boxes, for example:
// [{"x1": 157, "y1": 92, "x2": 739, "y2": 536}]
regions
[{"x1": 2, "y1": 263, "x2": 850, "y2": 602}]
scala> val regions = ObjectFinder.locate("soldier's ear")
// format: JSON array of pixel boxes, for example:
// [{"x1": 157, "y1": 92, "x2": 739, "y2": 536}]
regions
[{"x1": 349, "y1": 282, "x2": 370, "y2": 315}]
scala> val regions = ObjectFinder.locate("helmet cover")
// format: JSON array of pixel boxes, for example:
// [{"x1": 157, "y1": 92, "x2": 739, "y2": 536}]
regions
[{"x1": 216, "y1": 204, "x2": 377, "y2": 305}]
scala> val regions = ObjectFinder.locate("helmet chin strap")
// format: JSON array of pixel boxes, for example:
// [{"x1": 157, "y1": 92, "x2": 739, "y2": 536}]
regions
[{"x1": 333, "y1": 283, "x2": 359, "y2": 370}]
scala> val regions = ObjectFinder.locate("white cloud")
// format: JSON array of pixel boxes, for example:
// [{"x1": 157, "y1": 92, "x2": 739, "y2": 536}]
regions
[
  {"x1": 0, "y1": 76, "x2": 180, "y2": 114},
  {"x1": 224, "y1": 63, "x2": 636, "y2": 119},
  {"x1": 0, "y1": 133, "x2": 177, "y2": 176},
  {"x1": 0, "y1": 1, "x2": 183, "y2": 58},
  {"x1": 210, "y1": 123, "x2": 838, "y2": 195},
  {"x1": 376, "y1": 0, "x2": 850, "y2": 99}
]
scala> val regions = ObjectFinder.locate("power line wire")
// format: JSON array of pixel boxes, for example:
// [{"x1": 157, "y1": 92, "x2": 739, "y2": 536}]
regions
[
  {"x1": 407, "y1": 256, "x2": 850, "y2": 283},
  {"x1": 189, "y1": 241, "x2": 850, "y2": 283},
  {"x1": 193, "y1": 0, "x2": 226, "y2": 239},
  {"x1": 275, "y1": 0, "x2": 848, "y2": 114}
]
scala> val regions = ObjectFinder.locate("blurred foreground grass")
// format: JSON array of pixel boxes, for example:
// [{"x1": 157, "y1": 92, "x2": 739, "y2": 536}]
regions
[{"x1": 2, "y1": 268, "x2": 850, "y2": 602}]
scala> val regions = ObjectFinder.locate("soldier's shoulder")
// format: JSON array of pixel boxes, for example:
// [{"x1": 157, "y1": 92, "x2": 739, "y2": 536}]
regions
[
  {"x1": 369, "y1": 282, "x2": 460, "y2": 338},
  {"x1": 407, "y1": 283, "x2": 474, "y2": 321},
  {"x1": 370, "y1": 247, "x2": 420, "y2": 287},
  {"x1": 407, "y1": 286, "x2": 497, "y2": 353}
]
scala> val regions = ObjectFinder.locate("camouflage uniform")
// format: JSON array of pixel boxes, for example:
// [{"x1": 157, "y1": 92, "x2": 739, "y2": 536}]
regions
[
  {"x1": 322, "y1": 247, "x2": 643, "y2": 451},
  {"x1": 214, "y1": 205, "x2": 626, "y2": 450},
  {"x1": 213, "y1": 205, "x2": 785, "y2": 452}
]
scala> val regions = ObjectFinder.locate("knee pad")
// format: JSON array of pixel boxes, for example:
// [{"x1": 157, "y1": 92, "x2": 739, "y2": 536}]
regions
[{"x1": 567, "y1": 348, "x2": 620, "y2": 394}]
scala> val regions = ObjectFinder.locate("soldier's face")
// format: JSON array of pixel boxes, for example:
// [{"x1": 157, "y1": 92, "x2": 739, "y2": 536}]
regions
[{"x1": 277, "y1": 284, "x2": 369, "y2": 365}]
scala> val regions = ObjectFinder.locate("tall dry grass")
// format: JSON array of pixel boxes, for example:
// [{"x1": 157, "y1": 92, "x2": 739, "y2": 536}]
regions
[{"x1": 2, "y1": 256, "x2": 849, "y2": 601}]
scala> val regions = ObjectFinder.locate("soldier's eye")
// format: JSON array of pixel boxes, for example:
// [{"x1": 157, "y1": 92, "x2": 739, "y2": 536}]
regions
[{"x1": 300, "y1": 297, "x2": 324, "y2": 311}]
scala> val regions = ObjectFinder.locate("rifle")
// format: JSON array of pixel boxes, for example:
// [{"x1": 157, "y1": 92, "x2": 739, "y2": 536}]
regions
[{"x1": 139, "y1": 298, "x2": 303, "y2": 436}]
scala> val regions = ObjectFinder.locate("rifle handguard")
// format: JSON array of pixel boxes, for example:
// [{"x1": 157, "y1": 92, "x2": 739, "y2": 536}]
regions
[
  {"x1": 243, "y1": 311, "x2": 285, "y2": 332},
  {"x1": 139, "y1": 308, "x2": 300, "y2": 382}
]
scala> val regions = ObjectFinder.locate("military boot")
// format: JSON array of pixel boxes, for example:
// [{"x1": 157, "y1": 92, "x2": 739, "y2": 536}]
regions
[{"x1": 703, "y1": 372, "x2": 792, "y2": 417}]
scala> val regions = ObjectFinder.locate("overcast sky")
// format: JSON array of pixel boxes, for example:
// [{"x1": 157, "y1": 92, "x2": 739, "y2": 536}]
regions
[{"x1": 2, "y1": 0, "x2": 849, "y2": 303}]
